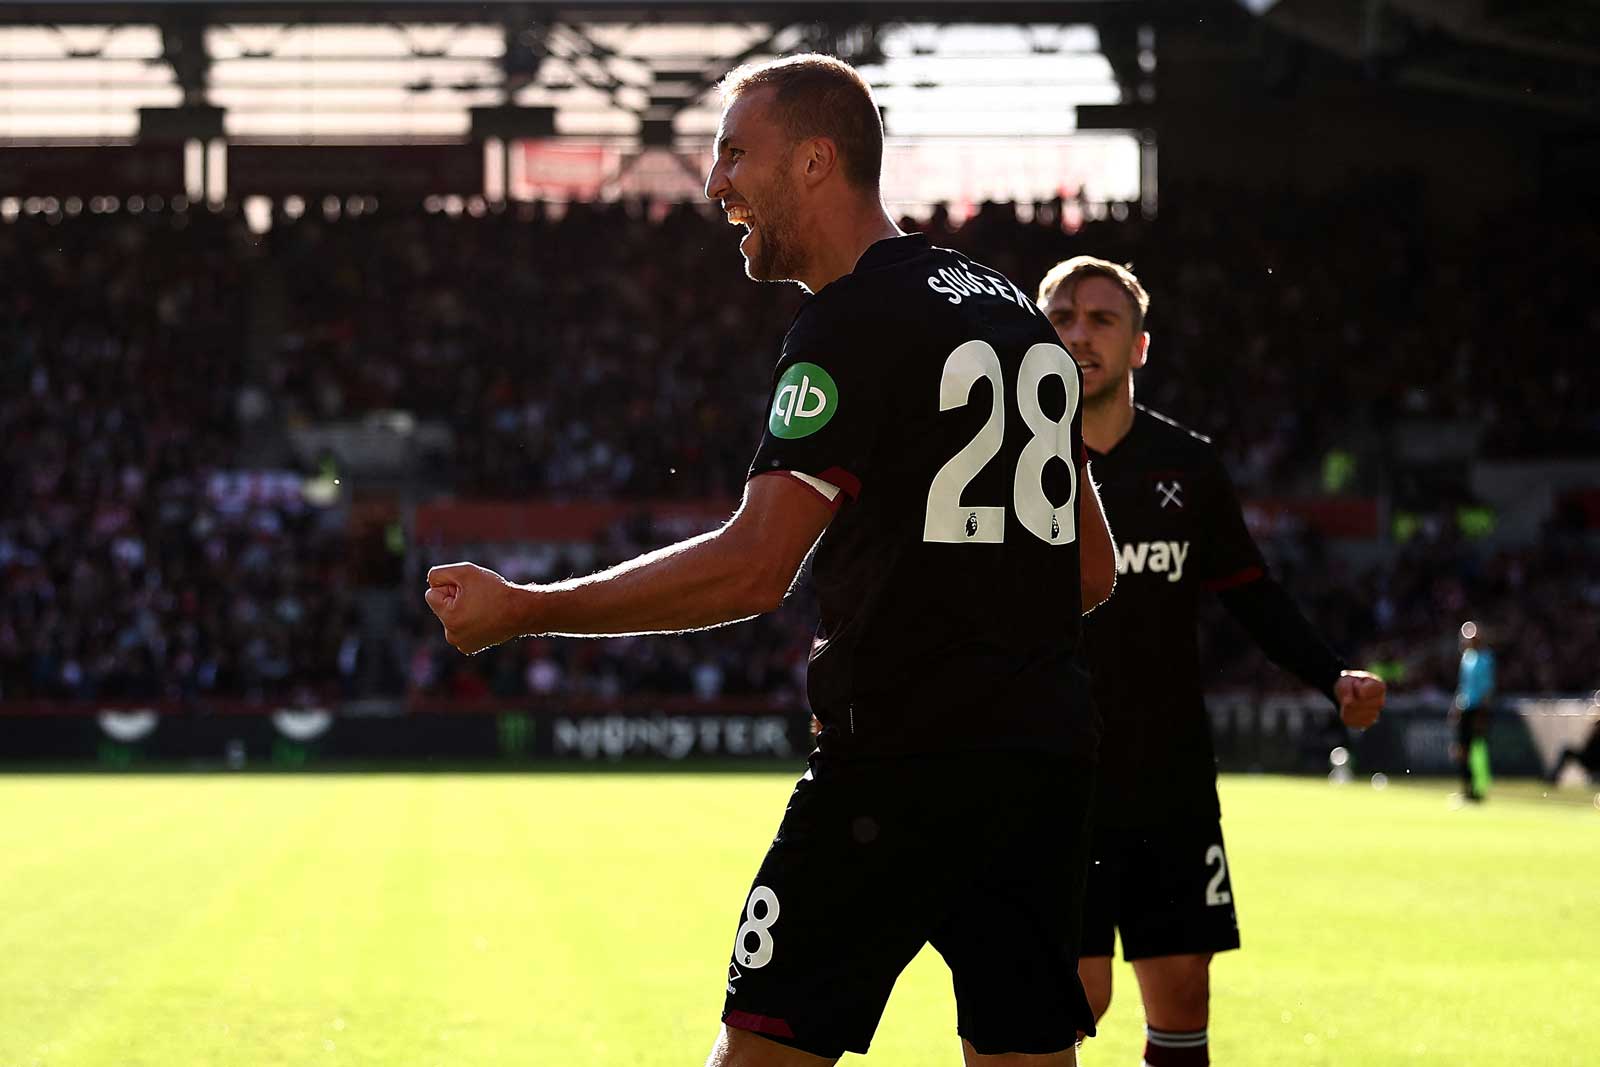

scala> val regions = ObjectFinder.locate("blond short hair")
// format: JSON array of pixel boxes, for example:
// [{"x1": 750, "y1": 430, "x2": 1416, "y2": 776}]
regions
[
  {"x1": 1037, "y1": 256, "x2": 1150, "y2": 334},
  {"x1": 717, "y1": 53, "x2": 883, "y2": 191}
]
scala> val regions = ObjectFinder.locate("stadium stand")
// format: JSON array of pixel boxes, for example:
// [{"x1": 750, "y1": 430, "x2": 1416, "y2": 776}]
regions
[
  {"x1": 0, "y1": 206, "x2": 352, "y2": 704},
  {"x1": 5, "y1": 187, "x2": 1594, "y2": 716}
]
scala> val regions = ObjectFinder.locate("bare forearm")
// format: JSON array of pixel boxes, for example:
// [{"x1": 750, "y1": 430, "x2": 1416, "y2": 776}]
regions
[
  {"x1": 424, "y1": 475, "x2": 828, "y2": 656},
  {"x1": 515, "y1": 527, "x2": 776, "y2": 637}
]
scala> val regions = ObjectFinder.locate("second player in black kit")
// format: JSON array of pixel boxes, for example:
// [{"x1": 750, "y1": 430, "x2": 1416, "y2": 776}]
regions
[
  {"x1": 1079, "y1": 405, "x2": 1346, "y2": 957},
  {"x1": 1038, "y1": 257, "x2": 1385, "y2": 1067}
]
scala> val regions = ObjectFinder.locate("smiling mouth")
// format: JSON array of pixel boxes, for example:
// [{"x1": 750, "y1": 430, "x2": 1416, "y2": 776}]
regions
[{"x1": 726, "y1": 205, "x2": 754, "y2": 229}]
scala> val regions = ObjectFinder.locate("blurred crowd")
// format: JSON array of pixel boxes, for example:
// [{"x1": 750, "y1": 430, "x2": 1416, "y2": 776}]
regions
[
  {"x1": 264, "y1": 183, "x2": 1600, "y2": 500},
  {"x1": 1, "y1": 185, "x2": 1596, "y2": 706},
  {"x1": 268, "y1": 199, "x2": 795, "y2": 499},
  {"x1": 0, "y1": 208, "x2": 352, "y2": 703},
  {"x1": 1203, "y1": 518, "x2": 1600, "y2": 697}
]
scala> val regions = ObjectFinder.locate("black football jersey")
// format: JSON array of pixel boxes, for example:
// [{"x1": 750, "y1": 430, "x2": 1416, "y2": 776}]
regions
[
  {"x1": 1082, "y1": 407, "x2": 1267, "y2": 828},
  {"x1": 748, "y1": 234, "x2": 1096, "y2": 759}
]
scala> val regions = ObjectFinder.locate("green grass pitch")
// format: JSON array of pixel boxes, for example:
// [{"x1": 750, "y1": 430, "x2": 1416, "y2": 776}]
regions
[{"x1": 1, "y1": 772, "x2": 1595, "y2": 1066}]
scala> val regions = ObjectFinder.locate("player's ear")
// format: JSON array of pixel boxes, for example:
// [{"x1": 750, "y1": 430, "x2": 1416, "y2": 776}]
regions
[
  {"x1": 1131, "y1": 331, "x2": 1150, "y2": 371},
  {"x1": 799, "y1": 136, "x2": 838, "y2": 188}
]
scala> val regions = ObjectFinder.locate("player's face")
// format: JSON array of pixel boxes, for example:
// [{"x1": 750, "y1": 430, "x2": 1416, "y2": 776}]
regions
[
  {"x1": 1044, "y1": 275, "x2": 1148, "y2": 404},
  {"x1": 705, "y1": 88, "x2": 805, "y2": 282}
]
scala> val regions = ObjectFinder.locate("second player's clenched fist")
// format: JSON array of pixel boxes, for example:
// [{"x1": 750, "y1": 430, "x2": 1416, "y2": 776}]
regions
[{"x1": 1334, "y1": 669, "x2": 1387, "y2": 730}]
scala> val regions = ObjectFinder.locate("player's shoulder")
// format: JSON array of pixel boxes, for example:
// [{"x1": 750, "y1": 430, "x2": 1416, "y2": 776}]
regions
[
  {"x1": 1137, "y1": 406, "x2": 1216, "y2": 454},
  {"x1": 1135, "y1": 407, "x2": 1241, "y2": 487},
  {"x1": 920, "y1": 244, "x2": 1043, "y2": 316},
  {"x1": 784, "y1": 255, "x2": 898, "y2": 345},
  {"x1": 801, "y1": 234, "x2": 1039, "y2": 324}
]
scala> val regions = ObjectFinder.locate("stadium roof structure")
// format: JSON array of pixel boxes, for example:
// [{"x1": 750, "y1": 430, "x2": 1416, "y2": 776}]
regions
[
  {"x1": 0, "y1": 1, "x2": 1142, "y2": 19},
  {"x1": 1254, "y1": 0, "x2": 1599, "y2": 121},
  {"x1": 0, "y1": 0, "x2": 1171, "y2": 143},
  {"x1": 0, "y1": 0, "x2": 1174, "y2": 212}
]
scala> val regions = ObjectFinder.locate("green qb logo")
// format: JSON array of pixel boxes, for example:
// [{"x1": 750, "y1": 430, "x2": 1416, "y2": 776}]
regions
[{"x1": 768, "y1": 362, "x2": 838, "y2": 439}]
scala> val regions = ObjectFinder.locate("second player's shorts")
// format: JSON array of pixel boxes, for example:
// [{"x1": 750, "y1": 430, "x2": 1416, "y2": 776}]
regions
[
  {"x1": 1079, "y1": 819, "x2": 1241, "y2": 961},
  {"x1": 720, "y1": 750, "x2": 1097, "y2": 1059}
]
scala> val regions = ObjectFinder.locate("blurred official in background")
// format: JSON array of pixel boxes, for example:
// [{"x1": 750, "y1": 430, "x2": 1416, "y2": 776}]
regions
[{"x1": 1452, "y1": 620, "x2": 1495, "y2": 802}]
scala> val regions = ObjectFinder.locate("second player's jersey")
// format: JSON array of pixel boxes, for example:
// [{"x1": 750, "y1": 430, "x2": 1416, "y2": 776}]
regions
[
  {"x1": 1083, "y1": 407, "x2": 1267, "y2": 828},
  {"x1": 748, "y1": 234, "x2": 1096, "y2": 760}
]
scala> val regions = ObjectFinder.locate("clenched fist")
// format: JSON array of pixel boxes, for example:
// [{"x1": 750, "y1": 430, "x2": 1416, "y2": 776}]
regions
[
  {"x1": 425, "y1": 562, "x2": 527, "y2": 655},
  {"x1": 1334, "y1": 670, "x2": 1387, "y2": 730}
]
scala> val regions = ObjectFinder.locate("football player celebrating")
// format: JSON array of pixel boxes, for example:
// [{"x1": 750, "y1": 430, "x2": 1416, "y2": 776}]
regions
[
  {"x1": 427, "y1": 56, "x2": 1117, "y2": 1066},
  {"x1": 1037, "y1": 257, "x2": 1386, "y2": 1067}
]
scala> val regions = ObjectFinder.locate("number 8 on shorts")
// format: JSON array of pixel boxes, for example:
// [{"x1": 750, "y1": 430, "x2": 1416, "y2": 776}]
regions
[{"x1": 735, "y1": 886, "x2": 780, "y2": 968}]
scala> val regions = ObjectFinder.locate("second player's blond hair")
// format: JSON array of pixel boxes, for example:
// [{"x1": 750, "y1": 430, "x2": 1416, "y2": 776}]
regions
[{"x1": 1036, "y1": 256, "x2": 1150, "y2": 334}]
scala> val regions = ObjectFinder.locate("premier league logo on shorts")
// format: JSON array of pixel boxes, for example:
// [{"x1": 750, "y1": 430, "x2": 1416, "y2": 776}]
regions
[{"x1": 965, "y1": 512, "x2": 979, "y2": 537}]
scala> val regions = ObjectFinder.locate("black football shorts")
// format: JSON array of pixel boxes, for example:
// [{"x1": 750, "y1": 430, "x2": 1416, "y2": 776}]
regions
[
  {"x1": 1079, "y1": 819, "x2": 1241, "y2": 961},
  {"x1": 720, "y1": 751, "x2": 1097, "y2": 1060}
]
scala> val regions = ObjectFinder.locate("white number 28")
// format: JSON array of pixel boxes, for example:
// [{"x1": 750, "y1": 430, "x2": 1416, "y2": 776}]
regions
[{"x1": 922, "y1": 340, "x2": 1080, "y2": 546}]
